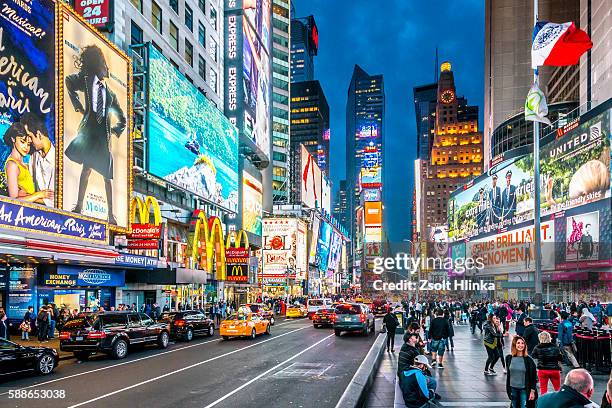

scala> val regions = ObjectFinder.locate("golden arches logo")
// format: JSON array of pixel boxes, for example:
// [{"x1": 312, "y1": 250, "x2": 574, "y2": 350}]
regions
[
  {"x1": 186, "y1": 211, "x2": 227, "y2": 280},
  {"x1": 225, "y1": 230, "x2": 250, "y2": 249},
  {"x1": 130, "y1": 196, "x2": 162, "y2": 226}
]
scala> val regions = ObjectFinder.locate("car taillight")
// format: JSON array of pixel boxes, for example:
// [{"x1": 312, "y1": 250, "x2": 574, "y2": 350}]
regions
[
  {"x1": 175, "y1": 319, "x2": 186, "y2": 327},
  {"x1": 360, "y1": 313, "x2": 366, "y2": 323},
  {"x1": 313, "y1": 315, "x2": 319, "y2": 320},
  {"x1": 87, "y1": 331, "x2": 107, "y2": 339},
  {"x1": 331, "y1": 313, "x2": 336, "y2": 321},
  {"x1": 59, "y1": 332, "x2": 70, "y2": 340}
]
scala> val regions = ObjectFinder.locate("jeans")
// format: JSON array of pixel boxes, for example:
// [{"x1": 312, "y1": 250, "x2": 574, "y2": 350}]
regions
[
  {"x1": 510, "y1": 387, "x2": 526, "y2": 408},
  {"x1": 386, "y1": 332, "x2": 395, "y2": 350},
  {"x1": 22, "y1": 331, "x2": 29, "y2": 340},
  {"x1": 537, "y1": 369, "x2": 561, "y2": 394},
  {"x1": 48, "y1": 320, "x2": 56, "y2": 339},
  {"x1": 430, "y1": 339, "x2": 446, "y2": 356},
  {"x1": 485, "y1": 346, "x2": 499, "y2": 371}
]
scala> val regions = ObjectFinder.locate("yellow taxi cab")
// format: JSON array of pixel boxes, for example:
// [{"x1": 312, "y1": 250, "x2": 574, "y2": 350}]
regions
[
  {"x1": 219, "y1": 312, "x2": 271, "y2": 340},
  {"x1": 286, "y1": 304, "x2": 308, "y2": 318}
]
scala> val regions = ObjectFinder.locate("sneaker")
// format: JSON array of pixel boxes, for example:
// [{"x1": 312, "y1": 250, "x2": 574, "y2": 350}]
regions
[
  {"x1": 438, "y1": 363, "x2": 444, "y2": 368},
  {"x1": 488, "y1": 370, "x2": 497, "y2": 375},
  {"x1": 484, "y1": 370, "x2": 491, "y2": 375},
  {"x1": 502, "y1": 368, "x2": 507, "y2": 374},
  {"x1": 431, "y1": 361, "x2": 437, "y2": 367}
]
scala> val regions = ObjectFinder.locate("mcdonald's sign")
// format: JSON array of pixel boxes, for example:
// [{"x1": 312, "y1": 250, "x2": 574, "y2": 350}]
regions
[
  {"x1": 129, "y1": 196, "x2": 162, "y2": 238},
  {"x1": 227, "y1": 264, "x2": 248, "y2": 282}
]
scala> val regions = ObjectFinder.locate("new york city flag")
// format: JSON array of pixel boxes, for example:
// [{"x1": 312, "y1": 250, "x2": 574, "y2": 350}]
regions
[{"x1": 531, "y1": 21, "x2": 592, "y2": 69}]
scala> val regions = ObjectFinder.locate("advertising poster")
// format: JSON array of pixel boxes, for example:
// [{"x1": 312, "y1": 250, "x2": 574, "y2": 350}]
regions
[
  {"x1": 363, "y1": 189, "x2": 381, "y2": 202},
  {"x1": 8, "y1": 267, "x2": 37, "y2": 321},
  {"x1": 308, "y1": 215, "x2": 320, "y2": 264},
  {"x1": 360, "y1": 167, "x2": 382, "y2": 188},
  {"x1": 0, "y1": 0, "x2": 56, "y2": 207},
  {"x1": 296, "y1": 219, "x2": 308, "y2": 280},
  {"x1": 148, "y1": 46, "x2": 239, "y2": 212},
  {"x1": 365, "y1": 226, "x2": 382, "y2": 243},
  {"x1": 262, "y1": 218, "x2": 296, "y2": 279},
  {"x1": 327, "y1": 231, "x2": 342, "y2": 277},
  {"x1": 61, "y1": 7, "x2": 131, "y2": 228},
  {"x1": 300, "y1": 145, "x2": 322, "y2": 208},
  {"x1": 242, "y1": 171, "x2": 262, "y2": 235},
  {"x1": 316, "y1": 221, "x2": 332, "y2": 272},
  {"x1": 357, "y1": 121, "x2": 379, "y2": 138},
  {"x1": 73, "y1": 0, "x2": 113, "y2": 30},
  {"x1": 242, "y1": 0, "x2": 271, "y2": 156},
  {"x1": 364, "y1": 201, "x2": 382, "y2": 226},
  {"x1": 565, "y1": 211, "x2": 599, "y2": 262},
  {"x1": 321, "y1": 176, "x2": 331, "y2": 214}
]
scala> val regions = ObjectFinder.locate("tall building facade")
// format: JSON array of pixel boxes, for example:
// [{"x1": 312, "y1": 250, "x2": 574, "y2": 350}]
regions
[
  {"x1": 346, "y1": 65, "x2": 384, "y2": 289},
  {"x1": 414, "y1": 83, "x2": 439, "y2": 163},
  {"x1": 333, "y1": 180, "x2": 349, "y2": 230},
  {"x1": 416, "y1": 62, "x2": 483, "y2": 237},
  {"x1": 289, "y1": 80, "x2": 330, "y2": 202},
  {"x1": 290, "y1": 15, "x2": 318, "y2": 82},
  {"x1": 272, "y1": 0, "x2": 291, "y2": 204},
  {"x1": 484, "y1": 0, "x2": 579, "y2": 168}
]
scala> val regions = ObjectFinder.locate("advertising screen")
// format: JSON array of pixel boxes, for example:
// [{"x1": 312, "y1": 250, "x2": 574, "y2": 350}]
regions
[
  {"x1": 321, "y1": 176, "x2": 331, "y2": 214},
  {"x1": 242, "y1": 0, "x2": 271, "y2": 156},
  {"x1": 365, "y1": 226, "x2": 382, "y2": 243},
  {"x1": 361, "y1": 167, "x2": 382, "y2": 188},
  {"x1": 308, "y1": 215, "x2": 320, "y2": 264},
  {"x1": 61, "y1": 7, "x2": 131, "y2": 228},
  {"x1": 296, "y1": 219, "x2": 308, "y2": 280},
  {"x1": 565, "y1": 211, "x2": 599, "y2": 262},
  {"x1": 148, "y1": 46, "x2": 239, "y2": 212},
  {"x1": 74, "y1": 0, "x2": 113, "y2": 30},
  {"x1": 262, "y1": 218, "x2": 297, "y2": 279},
  {"x1": 449, "y1": 108, "x2": 611, "y2": 242},
  {"x1": 362, "y1": 150, "x2": 379, "y2": 168},
  {"x1": 327, "y1": 231, "x2": 342, "y2": 275},
  {"x1": 0, "y1": 0, "x2": 56, "y2": 207},
  {"x1": 316, "y1": 221, "x2": 332, "y2": 272},
  {"x1": 242, "y1": 171, "x2": 262, "y2": 235},
  {"x1": 363, "y1": 189, "x2": 381, "y2": 202},
  {"x1": 8, "y1": 267, "x2": 37, "y2": 321},
  {"x1": 357, "y1": 122, "x2": 379, "y2": 138},
  {"x1": 364, "y1": 201, "x2": 382, "y2": 226},
  {"x1": 300, "y1": 145, "x2": 322, "y2": 208}
]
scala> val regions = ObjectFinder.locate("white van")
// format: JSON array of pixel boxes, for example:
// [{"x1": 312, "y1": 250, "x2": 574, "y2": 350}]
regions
[{"x1": 307, "y1": 298, "x2": 334, "y2": 318}]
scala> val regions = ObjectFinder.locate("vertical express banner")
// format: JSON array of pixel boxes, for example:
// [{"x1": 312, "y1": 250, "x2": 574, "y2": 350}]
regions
[
  {"x1": 0, "y1": 0, "x2": 56, "y2": 206},
  {"x1": 59, "y1": 5, "x2": 131, "y2": 229}
]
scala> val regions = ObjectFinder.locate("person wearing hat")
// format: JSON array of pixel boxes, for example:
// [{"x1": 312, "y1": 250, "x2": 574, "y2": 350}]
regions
[
  {"x1": 399, "y1": 354, "x2": 438, "y2": 408},
  {"x1": 502, "y1": 170, "x2": 517, "y2": 221},
  {"x1": 489, "y1": 174, "x2": 502, "y2": 223}
]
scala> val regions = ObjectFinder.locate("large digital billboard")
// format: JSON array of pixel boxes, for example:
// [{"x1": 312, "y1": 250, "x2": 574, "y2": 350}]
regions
[
  {"x1": 242, "y1": 171, "x2": 262, "y2": 235},
  {"x1": 296, "y1": 219, "x2": 308, "y2": 280},
  {"x1": 148, "y1": 46, "x2": 239, "y2": 212},
  {"x1": 301, "y1": 144, "x2": 322, "y2": 209},
  {"x1": 316, "y1": 221, "x2": 332, "y2": 272},
  {"x1": 449, "y1": 109, "x2": 611, "y2": 242},
  {"x1": 364, "y1": 201, "x2": 382, "y2": 226},
  {"x1": 61, "y1": 6, "x2": 131, "y2": 229},
  {"x1": 357, "y1": 122, "x2": 379, "y2": 138},
  {"x1": 308, "y1": 215, "x2": 320, "y2": 264},
  {"x1": 0, "y1": 0, "x2": 56, "y2": 207},
  {"x1": 360, "y1": 167, "x2": 382, "y2": 188},
  {"x1": 327, "y1": 231, "x2": 342, "y2": 276}
]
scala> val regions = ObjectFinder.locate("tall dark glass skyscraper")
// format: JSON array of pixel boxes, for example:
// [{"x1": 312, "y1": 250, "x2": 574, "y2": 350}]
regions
[
  {"x1": 290, "y1": 15, "x2": 318, "y2": 83},
  {"x1": 413, "y1": 83, "x2": 438, "y2": 162}
]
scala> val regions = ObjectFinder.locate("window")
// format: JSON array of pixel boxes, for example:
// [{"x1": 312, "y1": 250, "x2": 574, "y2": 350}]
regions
[
  {"x1": 273, "y1": 167, "x2": 286, "y2": 177},
  {"x1": 131, "y1": 0, "x2": 143, "y2": 12},
  {"x1": 185, "y1": 39, "x2": 193, "y2": 66},
  {"x1": 198, "y1": 0, "x2": 205, "y2": 13},
  {"x1": 185, "y1": 4, "x2": 193, "y2": 31},
  {"x1": 198, "y1": 23, "x2": 206, "y2": 47},
  {"x1": 209, "y1": 68, "x2": 217, "y2": 93},
  {"x1": 169, "y1": 0, "x2": 178, "y2": 14},
  {"x1": 210, "y1": 6, "x2": 217, "y2": 30},
  {"x1": 169, "y1": 22, "x2": 179, "y2": 50},
  {"x1": 130, "y1": 20, "x2": 143, "y2": 45},
  {"x1": 273, "y1": 152, "x2": 286, "y2": 162},
  {"x1": 208, "y1": 37, "x2": 217, "y2": 62},
  {"x1": 151, "y1": 1, "x2": 162, "y2": 33},
  {"x1": 198, "y1": 55, "x2": 206, "y2": 79}
]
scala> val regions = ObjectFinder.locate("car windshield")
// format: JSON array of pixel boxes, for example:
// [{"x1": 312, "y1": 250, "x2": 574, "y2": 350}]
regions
[
  {"x1": 308, "y1": 300, "x2": 325, "y2": 306},
  {"x1": 248, "y1": 305, "x2": 260, "y2": 312},
  {"x1": 335, "y1": 305, "x2": 361, "y2": 315},
  {"x1": 158, "y1": 313, "x2": 177, "y2": 322},
  {"x1": 226, "y1": 314, "x2": 248, "y2": 321},
  {"x1": 100, "y1": 314, "x2": 128, "y2": 328}
]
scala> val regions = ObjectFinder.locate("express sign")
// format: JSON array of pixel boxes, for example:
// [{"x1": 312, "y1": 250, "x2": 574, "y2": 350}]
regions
[{"x1": 74, "y1": 0, "x2": 113, "y2": 30}]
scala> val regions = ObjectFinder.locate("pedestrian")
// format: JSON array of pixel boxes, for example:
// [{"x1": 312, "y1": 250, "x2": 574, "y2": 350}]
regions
[
  {"x1": 0, "y1": 308, "x2": 8, "y2": 340},
  {"x1": 428, "y1": 308, "x2": 449, "y2": 368},
  {"x1": 399, "y1": 355, "x2": 438, "y2": 408},
  {"x1": 37, "y1": 306, "x2": 49, "y2": 342},
  {"x1": 444, "y1": 309, "x2": 455, "y2": 351},
  {"x1": 383, "y1": 309, "x2": 400, "y2": 352},
  {"x1": 495, "y1": 315, "x2": 508, "y2": 374},
  {"x1": 557, "y1": 311, "x2": 580, "y2": 368},
  {"x1": 522, "y1": 317, "x2": 539, "y2": 355},
  {"x1": 506, "y1": 336, "x2": 538, "y2": 408},
  {"x1": 47, "y1": 303, "x2": 57, "y2": 339},
  {"x1": 516, "y1": 308, "x2": 526, "y2": 337},
  {"x1": 398, "y1": 332, "x2": 421, "y2": 377},
  {"x1": 484, "y1": 314, "x2": 504, "y2": 375},
  {"x1": 163, "y1": 301, "x2": 170, "y2": 312},
  {"x1": 601, "y1": 370, "x2": 612, "y2": 408},
  {"x1": 20, "y1": 306, "x2": 34, "y2": 340},
  {"x1": 536, "y1": 368, "x2": 597, "y2": 408},
  {"x1": 531, "y1": 331, "x2": 562, "y2": 395},
  {"x1": 579, "y1": 308, "x2": 595, "y2": 330}
]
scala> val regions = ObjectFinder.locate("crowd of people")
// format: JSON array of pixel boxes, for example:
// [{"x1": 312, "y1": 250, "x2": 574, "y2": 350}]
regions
[{"x1": 384, "y1": 299, "x2": 612, "y2": 408}]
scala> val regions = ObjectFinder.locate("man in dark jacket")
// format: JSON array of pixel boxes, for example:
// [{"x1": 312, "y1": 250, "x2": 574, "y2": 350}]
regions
[
  {"x1": 428, "y1": 309, "x2": 450, "y2": 368},
  {"x1": 383, "y1": 310, "x2": 399, "y2": 352},
  {"x1": 536, "y1": 369, "x2": 596, "y2": 408},
  {"x1": 398, "y1": 332, "x2": 420, "y2": 377},
  {"x1": 516, "y1": 308, "x2": 526, "y2": 337},
  {"x1": 523, "y1": 317, "x2": 539, "y2": 355},
  {"x1": 400, "y1": 355, "x2": 436, "y2": 408}
]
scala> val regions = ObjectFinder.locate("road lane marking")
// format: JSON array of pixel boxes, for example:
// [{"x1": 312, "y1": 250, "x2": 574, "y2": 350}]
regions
[
  {"x1": 0, "y1": 318, "x2": 308, "y2": 396},
  {"x1": 65, "y1": 326, "x2": 310, "y2": 408},
  {"x1": 203, "y1": 334, "x2": 335, "y2": 408}
]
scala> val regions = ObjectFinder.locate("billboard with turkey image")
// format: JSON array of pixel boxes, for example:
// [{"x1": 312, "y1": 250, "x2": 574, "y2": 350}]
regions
[{"x1": 300, "y1": 144, "x2": 322, "y2": 209}]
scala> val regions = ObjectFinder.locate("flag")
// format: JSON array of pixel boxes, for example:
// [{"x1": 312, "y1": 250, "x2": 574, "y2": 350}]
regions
[
  {"x1": 531, "y1": 21, "x2": 592, "y2": 68},
  {"x1": 525, "y1": 80, "x2": 552, "y2": 126}
]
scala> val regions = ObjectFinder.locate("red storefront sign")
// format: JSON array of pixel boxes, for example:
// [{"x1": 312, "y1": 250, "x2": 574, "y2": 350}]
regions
[
  {"x1": 127, "y1": 240, "x2": 159, "y2": 250},
  {"x1": 74, "y1": 0, "x2": 112, "y2": 30},
  {"x1": 129, "y1": 224, "x2": 162, "y2": 239}
]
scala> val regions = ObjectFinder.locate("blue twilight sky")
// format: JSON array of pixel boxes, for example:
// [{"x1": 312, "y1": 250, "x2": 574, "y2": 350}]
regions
[{"x1": 294, "y1": 0, "x2": 485, "y2": 242}]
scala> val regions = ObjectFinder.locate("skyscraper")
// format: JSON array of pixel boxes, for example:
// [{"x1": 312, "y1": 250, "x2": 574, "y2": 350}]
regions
[
  {"x1": 333, "y1": 180, "x2": 349, "y2": 230},
  {"x1": 414, "y1": 83, "x2": 438, "y2": 163},
  {"x1": 272, "y1": 0, "x2": 291, "y2": 204},
  {"x1": 290, "y1": 15, "x2": 318, "y2": 82}
]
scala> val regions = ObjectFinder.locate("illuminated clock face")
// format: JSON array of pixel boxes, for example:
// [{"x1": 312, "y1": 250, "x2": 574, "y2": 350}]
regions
[{"x1": 441, "y1": 90, "x2": 455, "y2": 104}]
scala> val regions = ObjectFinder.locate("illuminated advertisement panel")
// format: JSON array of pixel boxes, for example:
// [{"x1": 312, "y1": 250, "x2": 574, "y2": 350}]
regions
[
  {"x1": 364, "y1": 201, "x2": 382, "y2": 226},
  {"x1": 327, "y1": 231, "x2": 342, "y2": 277},
  {"x1": 73, "y1": 0, "x2": 113, "y2": 30},
  {"x1": 360, "y1": 167, "x2": 382, "y2": 188},
  {"x1": 262, "y1": 218, "x2": 296, "y2": 279},
  {"x1": 242, "y1": 171, "x2": 262, "y2": 235},
  {"x1": 148, "y1": 46, "x2": 239, "y2": 212},
  {"x1": 61, "y1": 6, "x2": 131, "y2": 229},
  {"x1": 357, "y1": 122, "x2": 379, "y2": 138},
  {"x1": 365, "y1": 226, "x2": 382, "y2": 243},
  {"x1": 308, "y1": 215, "x2": 320, "y2": 264},
  {"x1": 296, "y1": 219, "x2": 308, "y2": 280},
  {"x1": 363, "y1": 189, "x2": 381, "y2": 202},
  {"x1": 300, "y1": 145, "x2": 322, "y2": 208},
  {"x1": 322, "y1": 176, "x2": 331, "y2": 214},
  {"x1": 316, "y1": 221, "x2": 332, "y2": 272}
]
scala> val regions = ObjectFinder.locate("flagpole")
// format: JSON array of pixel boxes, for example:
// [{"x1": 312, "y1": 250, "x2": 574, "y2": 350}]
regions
[{"x1": 533, "y1": 0, "x2": 543, "y2": 308}]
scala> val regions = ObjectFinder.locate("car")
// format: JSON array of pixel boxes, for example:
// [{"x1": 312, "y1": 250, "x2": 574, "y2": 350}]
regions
[
  {"x1": 242, "y1": 303, "x2": 276, "y2": 325},
  {"x1": 59, "y1": 311, "x2": 170, "y2": 360},
  {"x1": 0, "y1": 338, "x2": 59, "y2": 377},
  {"x1": 333, "y1": 303, "x2": 375, "y2": 336},
  {"x1": 373, "y1": 300, "x2": 390, "y2": 316},
  {"x1": 158, "y1": 310, "x2": 215, "y2": 341},
  {"x1": 307, "y1": 298, "x2": 334, "y2": 319},
  {"x1": 312, "y1": 308, "x2": 336, "y2": 328},
  {"x1": 286, "y1": 304, "x2": 308, "y2": 318},
  {"x1": 219, "y1": 312, "x2": 270, "y2": 340}
]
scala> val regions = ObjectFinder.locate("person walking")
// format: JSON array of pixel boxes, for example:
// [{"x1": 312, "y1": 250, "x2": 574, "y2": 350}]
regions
[
  {"x1": 37, "y1": 306, "x2": 49, "y2": 342},
  {"x1": 505, "y1": 336, "x2": 538, "y2": 408},
  {"x1": 383, "y1": 309, "x2": 400, "y2": 352},
  {"x1": 531, "y1": 331, "x2": 563, "y2": 395},
  {"x1": 47, "y1": 303, "x2": 57, "y2": 339},
  {"x1": 484, "y1": 314, "x2": 504, "y2": 375},
  {"x1": 558, "y1": 311, "x2": 580, "y2": 368},
  {"x1": 536, "y1": 369, "x2": 597, "y2": 408},
  {"x1": 495, "y1": 315, "x2": 508, "y2": 374},
  {"x1": 522, "y1": 317, "x2": 540, "y2": 355},
  {"x1": 516, "y1": 308, "x2": 526, "y2": 337},
  {"x1": 444, "y1": 309, "x2": 455, "y2": 351},
  {"x1": 428, "y1": 308, "x2": 449, "y2": 368},
  {"x1": 20, "y1": 306, "x2": 34, "y2": 340},
  {"x1": 579, "y1": 308, "x2": 595, "y2": 330}
]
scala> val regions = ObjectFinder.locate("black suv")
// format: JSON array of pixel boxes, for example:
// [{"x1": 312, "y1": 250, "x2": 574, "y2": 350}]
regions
[
  {"x1": 158, "y1": 310, "x2": 215, "y2": 341},
  {"x1": 59, "y1": 311, "x2": 170, "y2": 360}
]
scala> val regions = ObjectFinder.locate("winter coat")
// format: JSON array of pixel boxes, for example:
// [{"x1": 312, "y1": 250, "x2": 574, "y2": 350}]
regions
[
  {"x1": 536, "y1": 384, "x2": 596, "y2": 408},
  {"x1": 399, "y1": 367, "x2": 434, "y2": 408},
  {"x1": 483, "y1": 321, "x2": 503, "y2": 346},
  {"x1": 383, "y1": 313, "x2": 399, "y2": 331},
  {"x1": 531, "y1": 343, "x2": 562, "y2": 371},
  {"x1": 505, "y1": 355, "x2": 538, "y2": 408},
  {"x1": 397, "y1": 344, "x2": 420, "y2": 376},
  {"x1": 428, "y1": 317, "x2": 450, "y2": 340},
  {"x1": 523, "y1": 324, "x2": 540, "y2": 354}
]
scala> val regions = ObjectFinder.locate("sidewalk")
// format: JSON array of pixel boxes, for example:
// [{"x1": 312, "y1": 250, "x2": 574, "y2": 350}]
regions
[
  {"x1": 366, "y1": 324, "x2": 610, "y2": 407},
  {"x1": 12, "y1": 337, "x2": 75, "y2": 361}
]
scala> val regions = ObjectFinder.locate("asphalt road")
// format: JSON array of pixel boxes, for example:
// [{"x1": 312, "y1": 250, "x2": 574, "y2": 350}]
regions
[{"x1": 0, "y1": 317, "x2": 380, "y2": 408}]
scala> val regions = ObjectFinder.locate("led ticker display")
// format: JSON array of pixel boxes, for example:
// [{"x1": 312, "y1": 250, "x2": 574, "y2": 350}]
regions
[{"x1": 358, "y1": 123, "x2": 379, "y2": 138}]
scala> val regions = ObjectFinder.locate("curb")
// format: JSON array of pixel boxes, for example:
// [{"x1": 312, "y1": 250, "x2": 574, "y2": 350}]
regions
[{"x1": 335, "y1": 332, "x2": 386, "y2": 408}]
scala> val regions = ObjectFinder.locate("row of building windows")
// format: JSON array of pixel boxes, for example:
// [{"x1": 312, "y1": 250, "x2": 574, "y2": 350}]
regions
[
  {"x1": 291, "y1": 106, "x2": 318, "y2": 113},
  {"x1": 291, "y1": 118, "x2": 311, "y2": 124},
  {"x1": 291, "y1": 96, "x2": 311, "y2": 102}
]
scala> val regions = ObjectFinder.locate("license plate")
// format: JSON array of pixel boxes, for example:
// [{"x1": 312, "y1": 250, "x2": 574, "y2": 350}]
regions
[
  {"x1": 76, "y1": 336, "x2": 83, "y2": 341},
  {"x1": 345, "y1": 317, "x2": 351, "y2": 322},
  {"x1": 229, "y1": 325, "x2": 235, "y2": 329}
]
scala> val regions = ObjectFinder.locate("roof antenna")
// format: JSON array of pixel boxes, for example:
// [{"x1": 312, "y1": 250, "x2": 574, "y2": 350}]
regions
[{"x1": 434, "y1": 46, "x2": 439, "y2": 82}]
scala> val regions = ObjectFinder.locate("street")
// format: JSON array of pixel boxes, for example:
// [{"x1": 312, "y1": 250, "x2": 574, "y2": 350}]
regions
[{"x1": 0, "y1": 318, "x2": 379, "y2": 408}]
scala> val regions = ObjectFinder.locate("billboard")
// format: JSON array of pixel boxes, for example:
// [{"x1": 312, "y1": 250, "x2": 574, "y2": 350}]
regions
[
  {"x1": 327, "y1": 231, "x2": 342, "y2": 275},
  {"x1": 308, "y1": 215, "x2": 320, "y2": 264},
  {"x1": 316, "y1": 221, "x2": 332, "y2": 272},
  {"x1": 148, "y1": 46, "x2": 239, "y2": 212},
  {"x1": 357, "y1": 122, "x2": 379, "y2": 138},
  {"x1": 360, "y1": 167, "x2": 382, "y2": 188},
  {"x1": 296, "y1": 219, "x2": 308, "y2": 280},
  {"x1": 300, "y1": 145, "x2": 322, "y2": 209},
  {"x1": 449, "y1": 108, "x2": 611, "y2": 242},
  {"x1": 0, "y1": 0, "x2": 56, "y2": 207},
  {"x1": 565, "y1": 211, "x2": 598, "y2": 262},
  {"x1": 364, "y1": 201, "x2": 382, "y2": 226},
  {"x1": 242, "y1": 171, "x2": 262, "y2": 235},
  {"x1": 321, "y1": 176, "x2": 331, "y2": 214},
  {"x1": 60, "y1": 6, "x2": 131, "y2": 228},
  {"x1": 73, "y1": 0, "x2": 113, "y2": 30},
  {"x1": 365, "y1": 226, "x2": 382, "y2": 243},
  {"x1": 363, "y1": 189, "x2": 381, "y2": 202},
  {"x1": 262, "y1": 218, "x2": 296, "y2": 279}
]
